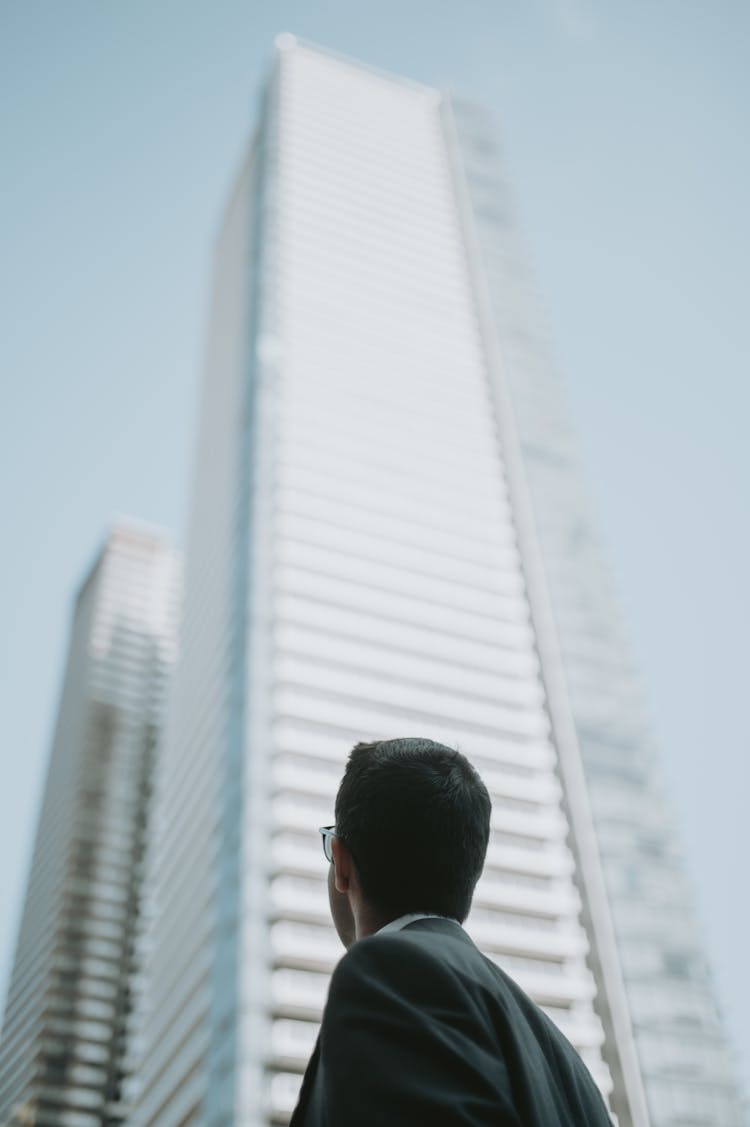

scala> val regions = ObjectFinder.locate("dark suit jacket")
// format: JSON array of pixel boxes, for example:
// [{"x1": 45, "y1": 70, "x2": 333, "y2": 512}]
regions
[{"x1": 289, "y1": 917, "x2": 614, "y2": 1126}]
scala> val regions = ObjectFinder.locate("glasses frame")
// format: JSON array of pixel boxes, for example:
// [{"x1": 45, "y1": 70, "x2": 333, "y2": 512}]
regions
[{"x1": 319, "y1": 825, "x2": 337, "y2": 863}]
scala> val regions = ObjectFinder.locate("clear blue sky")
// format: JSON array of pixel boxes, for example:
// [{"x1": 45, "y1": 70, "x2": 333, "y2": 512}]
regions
[{"x1": 1, "y1": 0, "x2": 748, "y2": 1102}]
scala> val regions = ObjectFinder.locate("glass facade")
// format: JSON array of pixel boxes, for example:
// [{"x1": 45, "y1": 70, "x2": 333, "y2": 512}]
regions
[
  {"x1": 0, "y1": 526, "x2": 180, "y2": 1127},
  {"x1": 450, "y1": 100, "x2": 745, "y2": 1126}
]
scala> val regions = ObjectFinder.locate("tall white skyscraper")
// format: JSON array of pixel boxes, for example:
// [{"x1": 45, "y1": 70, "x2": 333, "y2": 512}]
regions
[
  {"x1": 131, "y1": 37, "x2": 744, "y2": 1127},
  {"x1": 0, "y1": 525, "x2": 180, "y2": 1127}
]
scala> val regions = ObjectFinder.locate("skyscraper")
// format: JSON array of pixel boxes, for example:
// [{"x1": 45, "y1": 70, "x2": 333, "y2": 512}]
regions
[
  {"x1": 131, "y1": 36, "x2": 744, "y2": 1127},
  {"x1": 448, "y1": 102, "x2": 746, "y2": 1127},
  {"x1": 0, "y1": 525, "x2": 180, "y2": 1127}
]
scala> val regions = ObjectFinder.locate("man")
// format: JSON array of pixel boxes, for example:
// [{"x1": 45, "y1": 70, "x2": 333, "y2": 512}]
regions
[{"x1": 290, "y1": 737, "x2": 614, "y2": 1127}]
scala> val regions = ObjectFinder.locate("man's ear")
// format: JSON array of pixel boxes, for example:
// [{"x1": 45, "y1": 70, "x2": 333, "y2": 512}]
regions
[{"x1": 331, "y1": 835, "x2": 353, "y2": 894}]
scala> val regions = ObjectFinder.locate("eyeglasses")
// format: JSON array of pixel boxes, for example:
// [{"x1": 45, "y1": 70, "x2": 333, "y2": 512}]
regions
[{"x1": 319, "y1": 825, "x2": 337, "y2": 863}]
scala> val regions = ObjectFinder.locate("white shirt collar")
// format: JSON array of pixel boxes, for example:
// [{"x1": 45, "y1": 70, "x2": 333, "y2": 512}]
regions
[{"x1": 376, "y1": 912, "x2": 456, "y2": 936}]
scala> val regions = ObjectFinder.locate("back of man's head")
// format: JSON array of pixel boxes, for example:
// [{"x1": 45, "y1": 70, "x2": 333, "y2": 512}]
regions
[{"x1": 334, "y1": 737, "x2": 491, "y2": 923}]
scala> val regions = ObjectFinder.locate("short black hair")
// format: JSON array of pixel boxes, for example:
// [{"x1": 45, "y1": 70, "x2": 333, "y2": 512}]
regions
[{"x1": 334, "y1": 737, "x2": 491, "y2": 922}]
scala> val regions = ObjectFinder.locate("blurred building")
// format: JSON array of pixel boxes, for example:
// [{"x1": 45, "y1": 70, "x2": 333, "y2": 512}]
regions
[
  {"x1": 0, "y1": 525, "x2": 180, "y2": 1127},
  {"x1": 130, "y1": 36, "x2": 744, "y2": 1127},
  {"x1": 450, "y1": 104, "x2": 746, "y2": 1127}
]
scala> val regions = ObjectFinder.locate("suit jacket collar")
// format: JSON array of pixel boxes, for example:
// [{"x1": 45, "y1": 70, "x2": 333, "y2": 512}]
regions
[{"x1": 401, "y1": 915, "x2": 476, "y2": 947}]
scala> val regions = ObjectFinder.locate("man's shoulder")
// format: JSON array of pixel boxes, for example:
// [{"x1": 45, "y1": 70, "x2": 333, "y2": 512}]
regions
[
  {"x1": 333, "y1": 922, "x2": 599, "y2": 1070},
  {"x1": 324, "y1": 922, "x2": 512, "y2": 1066},
  {"x1": 329, "y1": 920, "x2": 505, "y2": 1010},
  {"x1": 323, "y1": 923, "x2": 614, "y2": 1126}
]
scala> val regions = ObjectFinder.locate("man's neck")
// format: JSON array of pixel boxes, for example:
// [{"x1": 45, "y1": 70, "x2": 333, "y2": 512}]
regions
[{"x1": 353, "y1": 904, "x2": 391, "y2": 941}]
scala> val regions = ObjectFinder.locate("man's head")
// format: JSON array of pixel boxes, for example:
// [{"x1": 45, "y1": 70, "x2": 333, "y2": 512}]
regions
[{"x1": 327, "y1": 737, "x2": 491, "y2": 946}]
